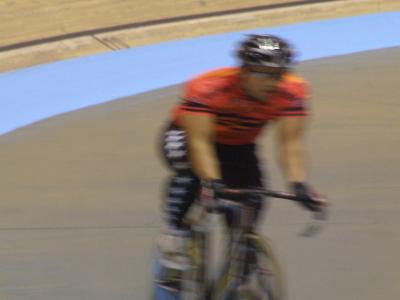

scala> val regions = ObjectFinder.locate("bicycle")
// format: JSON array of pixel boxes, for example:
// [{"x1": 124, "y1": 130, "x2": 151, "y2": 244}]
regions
[{"x1": 153, "y1": 188, "x2": 328, "y2": 300}]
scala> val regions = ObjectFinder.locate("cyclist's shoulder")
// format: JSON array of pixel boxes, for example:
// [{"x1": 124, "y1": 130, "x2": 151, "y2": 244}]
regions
[
  {"x1": 279, "y1": 72, "x2": 310, "y2": 100},
  {"x1": 185, "y1": 67, "x2": 240, "y2": 96},
  {"x1": 189, "y1": 67, "x2": 240, "y2": 83},
  {"x1": 282, "y1": 72, "x2": 307, "y2": 84}
]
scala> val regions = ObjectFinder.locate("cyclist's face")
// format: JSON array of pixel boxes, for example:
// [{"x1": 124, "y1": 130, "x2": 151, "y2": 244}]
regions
[{"x1": 240, "y1": 65, "x2": 284, "y2": 101}]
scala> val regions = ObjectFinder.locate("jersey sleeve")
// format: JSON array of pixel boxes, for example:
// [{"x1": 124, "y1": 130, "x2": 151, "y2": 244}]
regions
[
  {"x1": 178, "y1": 79, "x2": 216, "y2": 117},
  {"x1": 276, "y1": 77, "x2": 310, "y2": 118}
]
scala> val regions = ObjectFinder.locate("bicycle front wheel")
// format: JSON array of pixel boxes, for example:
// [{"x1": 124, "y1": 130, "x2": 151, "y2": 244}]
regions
[{"x1": 242, "y1": 234, "x2": 287, "y2": 300}]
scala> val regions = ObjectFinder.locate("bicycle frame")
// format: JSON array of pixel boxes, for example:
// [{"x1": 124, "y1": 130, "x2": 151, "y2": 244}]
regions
[
  {"x1": 164, "y1": 188, "x2": 327, "y2": 300},
  {"x1": 208, "y1": 194, "x2": 286, "y2": 300}
]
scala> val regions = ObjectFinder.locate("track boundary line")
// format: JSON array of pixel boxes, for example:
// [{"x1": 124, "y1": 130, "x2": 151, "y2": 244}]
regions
[{"x1": 0, "y1": 0, "x2": 339, "y2": 53}]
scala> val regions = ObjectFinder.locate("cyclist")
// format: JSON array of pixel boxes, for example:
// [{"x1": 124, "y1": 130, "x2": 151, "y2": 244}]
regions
[{"x1": 154, "y1": 34, "x2": 325, "y2": 292}]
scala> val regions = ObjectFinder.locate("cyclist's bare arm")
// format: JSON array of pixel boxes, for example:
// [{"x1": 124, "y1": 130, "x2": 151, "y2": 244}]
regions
[
  {"x1": 275, "y1": 116, "x2": 309, "y2": 182},
  {"x1": 180, "y1": 114, "x2": 221, "y2": 180}
]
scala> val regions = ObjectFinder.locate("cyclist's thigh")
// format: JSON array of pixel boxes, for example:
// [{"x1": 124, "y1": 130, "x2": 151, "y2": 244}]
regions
[
  {"x1": 159, "y1": 122, "x2": 200, "y2": 228},
  {"x1": 161, "y1": 173, "x2": 200, "y2": 228}
]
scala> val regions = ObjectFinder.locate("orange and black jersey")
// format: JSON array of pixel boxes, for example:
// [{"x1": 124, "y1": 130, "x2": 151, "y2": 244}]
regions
[{"x1": 171, "y1": 67, "x2": 310, "y2": 145}]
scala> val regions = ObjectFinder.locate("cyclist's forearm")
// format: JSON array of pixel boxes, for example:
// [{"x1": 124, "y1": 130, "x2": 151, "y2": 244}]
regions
[
  {"x1": 276, "y1": 116, "x2": 309, "y2": 183},
  {"x1": 180, "y1": 114, "x2": 221, "y2": 180},
  {"x1": 278, "y1": 139, "x2": 308, "y2": 182},
  {"x1": 187, "y1": 138, "x2": 221, "y2": 180}
]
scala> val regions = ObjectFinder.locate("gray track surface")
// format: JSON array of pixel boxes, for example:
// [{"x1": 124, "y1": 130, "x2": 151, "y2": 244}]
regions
[{"x1": 0, "y1": 47, "x2": 399, "y2": 300}]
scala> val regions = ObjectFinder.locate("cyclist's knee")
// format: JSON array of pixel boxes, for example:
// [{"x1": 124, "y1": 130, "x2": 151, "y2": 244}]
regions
[
  {"x1": 154, "y1": 228, "x2": 192, "y2": 287},
  {"x1": 157, "y1": 228, "x2": 192, "y2": 268}
]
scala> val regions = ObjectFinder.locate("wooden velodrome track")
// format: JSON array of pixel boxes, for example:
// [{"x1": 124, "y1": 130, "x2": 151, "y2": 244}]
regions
[
  {"x1": 1, "y1": 0, "x2": 399, "y2": 72},
  {"x1": 1, "y1": 1, "x2": 399, "y2": 299}
]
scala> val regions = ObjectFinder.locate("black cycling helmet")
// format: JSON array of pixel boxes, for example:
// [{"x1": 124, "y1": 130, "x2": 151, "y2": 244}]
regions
[{"x1": 237, "y1": 34, "x2": 294, "y2": 69}]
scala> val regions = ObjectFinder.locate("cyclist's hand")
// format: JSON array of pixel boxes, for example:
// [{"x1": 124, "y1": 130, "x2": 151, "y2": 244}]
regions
[
  {"x1": 290, "y1": 182, "x2": 327, "y2": 212},
  {"x1": 200, "y1": 179, "x2": 227, "y2": 207}
]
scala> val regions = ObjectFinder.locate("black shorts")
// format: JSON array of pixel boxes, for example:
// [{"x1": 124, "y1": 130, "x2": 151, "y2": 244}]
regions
[{"x1": 160, "y1": 123, "x2": 265, "y2": 188}]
